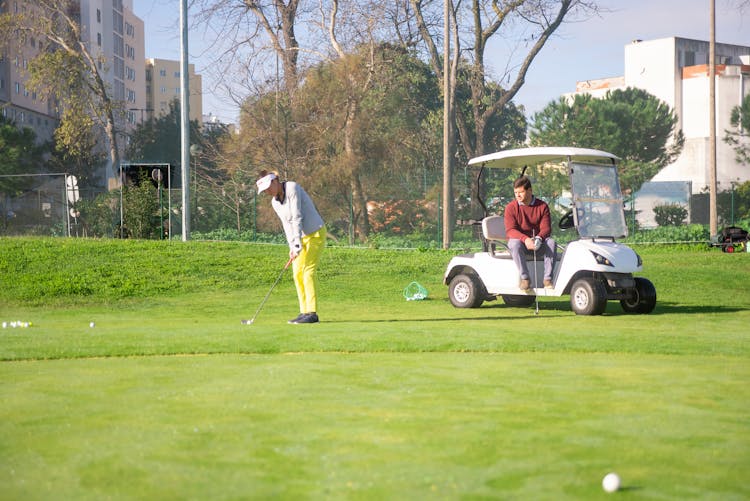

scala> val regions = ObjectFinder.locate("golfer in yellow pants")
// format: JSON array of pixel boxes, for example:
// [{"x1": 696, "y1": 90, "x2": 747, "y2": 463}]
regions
[
  {"x1": 293, "y1": 227, "x2": 326, "y2": 317},
  {"x1": 256, "y1": 170, "x2": 326, "y2": 324}
]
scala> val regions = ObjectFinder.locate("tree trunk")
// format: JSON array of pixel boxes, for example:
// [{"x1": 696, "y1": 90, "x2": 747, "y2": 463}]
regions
[{"x1": 343, "y1": 96, "x2": 370, "y2": 239}]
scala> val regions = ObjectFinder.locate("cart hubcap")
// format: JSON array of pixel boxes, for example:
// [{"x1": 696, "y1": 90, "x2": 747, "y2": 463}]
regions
[
  {"x1": 573, "y1": 288, "x2": 589, "y2": 308},
  {"x1": 454, "y1": 282, "x2": 471, "y2": 303}
]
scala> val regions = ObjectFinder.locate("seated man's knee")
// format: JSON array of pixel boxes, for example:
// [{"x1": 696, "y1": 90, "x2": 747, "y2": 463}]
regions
[{"x1": 508, "y1": 239, "x2": 523, "y2": 251}]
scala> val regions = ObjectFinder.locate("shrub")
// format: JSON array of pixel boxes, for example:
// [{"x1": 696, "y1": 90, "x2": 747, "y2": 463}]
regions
[{"x1": 654, "y1": 203, "x2": 688, "y2": 227}]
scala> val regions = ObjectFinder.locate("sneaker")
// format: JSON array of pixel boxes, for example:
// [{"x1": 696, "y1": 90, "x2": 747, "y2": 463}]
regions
[
  {"x1": 543, "y1": 279, "x2": 554, "y2": 289},
  {"x1": 519, "y1": 279, "x2": 531, "y2": 290},
  {"x1": 295, "y1": 312, "x2": 319, "y2": 324},
  {"x1": 288, "y1": 313, "x2": 306, "y2": 324}
]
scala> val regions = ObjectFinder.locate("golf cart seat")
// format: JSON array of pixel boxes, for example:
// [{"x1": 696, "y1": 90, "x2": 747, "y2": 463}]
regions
[{"x1": 482, "y1": 216, "x2": 508, "y2": 255}]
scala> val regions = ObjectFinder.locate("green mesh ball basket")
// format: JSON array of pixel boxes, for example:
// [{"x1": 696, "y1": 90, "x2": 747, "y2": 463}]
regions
[{"x1": 403, "y1": 281, "x2": 428, "y2": 301}]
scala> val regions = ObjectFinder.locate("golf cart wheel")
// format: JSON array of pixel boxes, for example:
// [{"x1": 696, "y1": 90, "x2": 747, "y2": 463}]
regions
[
  {"x1": 449, "y1": 273, "x2": 485, "y2": 308},
  {"x1": 570, "y1": 277, "x2": 607, "y2": 315},
  {"x1": 620, "y1": 277, "x2": 657, "y2": 314},
  {"x1": 502, "y1": 295, "x2": 536, "y2": 307}
]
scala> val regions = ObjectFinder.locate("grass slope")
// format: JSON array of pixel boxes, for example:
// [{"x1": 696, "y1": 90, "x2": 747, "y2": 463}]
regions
[{"x1": 1, "y1": 237, "x2": 749, "y2": 499}]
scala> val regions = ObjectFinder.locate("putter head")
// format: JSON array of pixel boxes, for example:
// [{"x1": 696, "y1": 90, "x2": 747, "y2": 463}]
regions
[{"x1": 241, "y1": 319, "x2": 254, "y2": 325}]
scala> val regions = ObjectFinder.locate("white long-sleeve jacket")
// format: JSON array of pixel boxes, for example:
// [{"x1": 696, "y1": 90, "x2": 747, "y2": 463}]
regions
[{"x1": 271, "y1": 181, "x2": 324, "y2": 252}]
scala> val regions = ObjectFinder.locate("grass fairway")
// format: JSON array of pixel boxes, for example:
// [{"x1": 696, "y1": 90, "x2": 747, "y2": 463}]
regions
[{"x1": 1, "y1": 238, "x2": 749, "y2": 499}]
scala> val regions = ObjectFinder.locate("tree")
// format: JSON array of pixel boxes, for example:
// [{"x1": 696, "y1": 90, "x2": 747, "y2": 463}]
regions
[
  {"x1": 528, "y1": 88, "x2": 684, "y2": 194},
  {"x1": 0, "y1": 116, "x2": 49, "y2": 231},
  {"x1": 410, "y1": 0, "x2": 599, "y2": 160},
  {"x1": 126, "y1": 100, "x2": 204, "y2": 168},
  {"x1": 724, "y1": 93, "x2": 750, "y2": 166},
  {"x1": 409, "y1": 0, "x2": 599, "y2": 225},
  {"x1": 0, "y1": 0, "x2": 124, "y2": 182},
  {"x1": 232, "y1": 42, "x2": 443, "y2": 240},
  {"x1": 0, "y1": 115, "x2": 47, "y2": 193},
  {"x1": 127, "y1": 100, "x2": 234, "y2": 233}
]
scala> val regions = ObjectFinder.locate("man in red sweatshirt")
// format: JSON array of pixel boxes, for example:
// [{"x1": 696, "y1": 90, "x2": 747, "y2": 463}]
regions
[{"x1": 504, "y1": 176, "x2": 556, "y2": 291}]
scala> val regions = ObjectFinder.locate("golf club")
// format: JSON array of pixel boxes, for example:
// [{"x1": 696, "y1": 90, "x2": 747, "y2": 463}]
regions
[
  {"x1": 532, "y1": 230, "x2": 540, "y2": 316},
  {"x1": 241, "y1": 256, "x2": 294, "y2": 325}
]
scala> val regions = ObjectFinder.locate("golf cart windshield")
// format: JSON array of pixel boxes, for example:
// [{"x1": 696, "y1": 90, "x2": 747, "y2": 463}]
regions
[{"x1": 570, "y1": 162, "x2": 628, "y2": 238}]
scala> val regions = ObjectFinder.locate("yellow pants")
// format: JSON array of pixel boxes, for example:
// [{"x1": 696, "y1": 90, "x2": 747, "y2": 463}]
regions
[{"x1": 293, "y1": 227, "x2": 326, "y2": 314}]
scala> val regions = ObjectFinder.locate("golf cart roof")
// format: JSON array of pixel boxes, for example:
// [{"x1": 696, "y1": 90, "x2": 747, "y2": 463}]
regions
[{"x1": 468, "y1": 147, "x2": 619, "y2": 169}]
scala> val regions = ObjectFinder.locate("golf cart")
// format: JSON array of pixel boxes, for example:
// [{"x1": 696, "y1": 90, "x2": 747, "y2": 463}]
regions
[{"x1": 444, "y1": 147, "x2": 656, "y2": 315}]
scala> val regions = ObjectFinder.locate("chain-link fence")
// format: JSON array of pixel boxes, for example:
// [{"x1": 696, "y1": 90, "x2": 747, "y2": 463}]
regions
[
  {"x1": 2, "y1": 169, "x2": 749, "y2": 246},
  {"x1": 0, "y1": 173, "x2": 83, "y2": 237}
]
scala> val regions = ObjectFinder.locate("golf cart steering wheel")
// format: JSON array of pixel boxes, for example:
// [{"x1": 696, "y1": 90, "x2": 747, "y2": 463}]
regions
[{"x1": 559, "y1": 209, "x2": 574, "y2": 230}]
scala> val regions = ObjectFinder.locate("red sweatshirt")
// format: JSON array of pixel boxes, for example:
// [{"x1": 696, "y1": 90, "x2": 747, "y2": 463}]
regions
[{"x1": 503, "y1": 197, "x2": 552, "y2": 241}]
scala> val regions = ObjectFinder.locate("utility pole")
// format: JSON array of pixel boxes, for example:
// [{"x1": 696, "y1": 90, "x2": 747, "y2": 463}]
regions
[
  {"x1": 709, "y1": 0, "x2": 718, "y2": 236},
  {"x1": 180, "y1": 0, "x2": 191, "y2": 241}
]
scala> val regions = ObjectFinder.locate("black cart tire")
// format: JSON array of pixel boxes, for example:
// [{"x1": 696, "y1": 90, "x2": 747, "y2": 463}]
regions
[
  {"x1": 620, "y1": 277, "x2": 657, "y2": 314},
  {"x1": 570, "y1": 277, "x2": 607, "y2": 315},
  {"x1": 449, "y1": 273, "x2": 485, "y2": 308}
]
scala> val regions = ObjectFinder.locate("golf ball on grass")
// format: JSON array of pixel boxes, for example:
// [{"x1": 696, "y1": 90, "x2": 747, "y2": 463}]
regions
[
  {"x1": 89, "y1": 322, "x2": 96, "y2": 328},
  {"x1": 602, "y1": 472, "x2": 620, "y2": 493}
]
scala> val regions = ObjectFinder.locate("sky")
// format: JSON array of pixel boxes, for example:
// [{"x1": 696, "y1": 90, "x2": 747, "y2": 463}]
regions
[{"x1": 132, "y1": 0, "x2": 749, "y2": 124}]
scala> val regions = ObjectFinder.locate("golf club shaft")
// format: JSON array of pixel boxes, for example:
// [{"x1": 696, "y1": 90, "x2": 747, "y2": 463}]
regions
[
  {"x1": 532, "y1": 230, "x2": 539, "y2": 315},
  {"x1": 249, "y1": 257, "x2": 294, "y2": 323}
]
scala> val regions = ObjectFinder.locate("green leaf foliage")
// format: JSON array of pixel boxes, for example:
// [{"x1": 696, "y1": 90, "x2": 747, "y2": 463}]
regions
[
  {"x1": 0, "y1": 115, "x2": 46, "y2": 194},
  {"x1": 724, "y1": 93, "x2": 750, "y2": 165},
  {"x1": 529, "y1": 88, "x2": 684, "y2": 193}
]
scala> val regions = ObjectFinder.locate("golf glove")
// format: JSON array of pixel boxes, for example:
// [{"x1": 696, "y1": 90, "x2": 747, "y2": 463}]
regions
[{"x1": 533, "y1": 236, "x2": 543, "y2": 251}]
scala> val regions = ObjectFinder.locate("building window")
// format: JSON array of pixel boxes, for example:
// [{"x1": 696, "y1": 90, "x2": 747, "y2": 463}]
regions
[
  {"x1": 97, "y1": 33, "x2": 101, "y2": 46},
  {"x1": 159, "y1": 69, "x2": 166, "y2": 77},
  {"x1": 160, "y1": 86, "x2": 166, "y2": 93},
  {"x1": 14, "y1": 81, "x2": 20, "y2": 94},
  {"x1": 97, "y1": 8, "x2": 101, "y2": 23},
  {"x1": 174, "y1": 71, "x2": 180, "y2": 78}
]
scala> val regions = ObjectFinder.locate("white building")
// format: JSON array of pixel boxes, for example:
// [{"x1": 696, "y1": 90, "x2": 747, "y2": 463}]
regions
[
  {"x1": 568, "y1": 37, "x2": 750, "y2": 195},
  {"x1": 146, "y1": 58, "x2": 203, "y2": 123}
]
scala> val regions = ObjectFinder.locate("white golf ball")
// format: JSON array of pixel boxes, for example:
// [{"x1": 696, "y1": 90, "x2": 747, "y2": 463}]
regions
[
  {"x1": 2, "y1": 322, "x2": 6, "y2": 329},
  {"x1": 89, "y1": 322, "x2": 95, "y2": 328},
  {"x1": 602, "y1": 472, "x2": 620, "y2": 493}
]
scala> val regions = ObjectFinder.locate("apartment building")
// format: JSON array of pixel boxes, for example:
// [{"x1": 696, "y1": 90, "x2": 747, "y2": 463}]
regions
[
  {"x1": 79, "y1": 0, "x2": 147, "y2": 129},
  {"x1": 568, "y1": 37, "x2": 750, "y2": 194},
  {"x1": 0, "y1": 0, "x2": 59, "y2": 142},
  {"x1": 1, "y1": 0, "x2": 146, "y2": 189},
  {"x1": 146, "y1": 58, "x2": 203, "y2": 123}
]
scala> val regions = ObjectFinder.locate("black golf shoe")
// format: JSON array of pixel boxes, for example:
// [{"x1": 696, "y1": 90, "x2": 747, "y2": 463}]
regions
[
  {"x1": 294, "y1": 312, "x2": 319, "y2": 324},
  {"x1": 288, "y1": 313, "x2": 307, "y2": 324}
]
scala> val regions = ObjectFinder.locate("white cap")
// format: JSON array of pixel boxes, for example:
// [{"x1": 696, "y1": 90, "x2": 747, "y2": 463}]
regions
[{"x1": 256, "y1": 173, "x2": 277, "y2": 193}]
